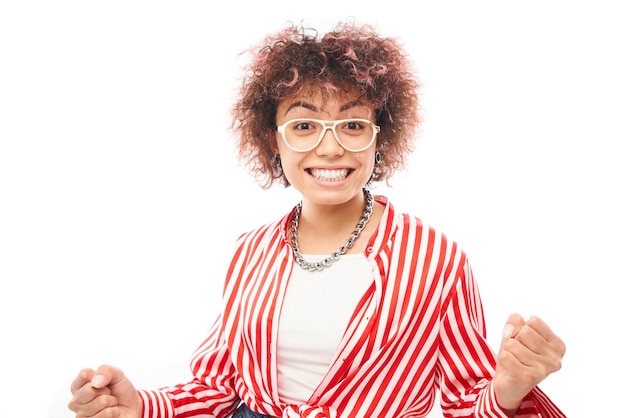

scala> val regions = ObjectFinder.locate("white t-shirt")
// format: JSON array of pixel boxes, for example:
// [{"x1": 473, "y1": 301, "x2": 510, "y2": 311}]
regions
[{"x1": 276, "y1": 253, "x2": 373, "y2": 404}]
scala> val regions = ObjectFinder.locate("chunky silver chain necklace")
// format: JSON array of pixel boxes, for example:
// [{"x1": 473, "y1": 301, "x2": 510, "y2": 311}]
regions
[{"x1": 290, "y1": 188, "x2": 374, "y2": 271}]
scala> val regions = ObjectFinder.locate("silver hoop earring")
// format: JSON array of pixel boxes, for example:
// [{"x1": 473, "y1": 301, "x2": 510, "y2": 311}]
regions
[
  {"x1": 273, "y1": 154, "x2": 283, "y2": 175},
  {"x1": 369, "y1": 151, "x2": 383, "y2": 183}
]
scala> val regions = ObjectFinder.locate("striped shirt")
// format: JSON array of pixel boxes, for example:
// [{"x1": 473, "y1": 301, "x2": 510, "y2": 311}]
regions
[{"x1": 138, "y1": 195, "x2": 565, "y2": 418}]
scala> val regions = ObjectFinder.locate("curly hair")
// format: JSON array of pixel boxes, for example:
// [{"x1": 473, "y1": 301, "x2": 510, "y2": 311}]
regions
[{"x1": 230, "y1": 20, "x2": 421, "y2": 188}]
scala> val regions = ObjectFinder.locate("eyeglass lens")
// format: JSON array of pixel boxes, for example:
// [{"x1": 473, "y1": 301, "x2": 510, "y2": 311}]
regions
[{"x1": 283, "y1": 119, "x2": 375, "y2": 151}]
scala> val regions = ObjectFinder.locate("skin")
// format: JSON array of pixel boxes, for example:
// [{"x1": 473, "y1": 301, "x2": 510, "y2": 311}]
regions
[
  {"x1": 68, "y1": 364, "x2": 141, "y2": 418},
  {"x1": 494, "y1": 314, "x2": 566, "y2": 416},
  {"x1": 271, "y1": 91, "x2": 384, "y2": 255},
  {"x1": 67, "y1": 90, "x2": 566, "y2": 418},
  {"x1": 67, "y1": 316, "x2": 566, "y2": 418}
]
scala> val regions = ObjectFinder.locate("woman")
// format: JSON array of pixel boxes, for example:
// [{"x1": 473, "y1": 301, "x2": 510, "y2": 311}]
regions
[{"x1": 68, "y1": 21, "x2": 566, "y2": 418}]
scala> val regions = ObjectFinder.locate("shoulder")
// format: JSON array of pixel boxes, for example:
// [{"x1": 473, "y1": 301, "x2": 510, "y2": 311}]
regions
[
  {"x1": 234, "y1": 208, "x2": 295, "y2": 247},
  {"x1": 376, "y1": 194, "x2": 466, "y2": 257}
]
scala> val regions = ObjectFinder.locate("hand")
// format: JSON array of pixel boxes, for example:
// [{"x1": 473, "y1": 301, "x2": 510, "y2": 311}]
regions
[
  {"x1": 493, "y1": 314, "x2": 566, "y2": 414},
  {"x1": 68, "y1": 364, "x2": 142, "y2": 418}
]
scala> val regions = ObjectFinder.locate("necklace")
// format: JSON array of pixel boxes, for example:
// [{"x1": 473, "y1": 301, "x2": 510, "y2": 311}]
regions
[{"x1": 290, "y1": 188, "x2": 374, "y2": 271}]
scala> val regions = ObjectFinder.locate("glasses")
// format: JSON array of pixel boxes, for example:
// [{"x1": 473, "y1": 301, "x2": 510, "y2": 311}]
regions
[{"x1": 275, "y1": 118, "x2": 380, "y2": 152}]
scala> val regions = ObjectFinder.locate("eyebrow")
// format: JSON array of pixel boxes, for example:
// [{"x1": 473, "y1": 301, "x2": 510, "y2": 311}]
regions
[{"x1": 282, "y1": 100, "x2": 365, "y2": 116}]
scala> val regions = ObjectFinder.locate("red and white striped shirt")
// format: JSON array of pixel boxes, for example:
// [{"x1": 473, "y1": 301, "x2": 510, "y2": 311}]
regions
[{"x1": 139, "y1": 195, "x2": 565, "y2": 418}]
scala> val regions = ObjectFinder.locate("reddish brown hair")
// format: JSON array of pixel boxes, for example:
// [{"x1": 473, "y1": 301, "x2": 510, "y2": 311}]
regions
[{"x1": 230, "y1": 21, "x2": 421, "y2": 188}]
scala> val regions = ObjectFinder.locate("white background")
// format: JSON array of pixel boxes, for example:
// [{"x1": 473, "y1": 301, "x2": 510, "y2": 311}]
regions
[{"x1": 1, "y1": 1, "x2": 624, "y2": 417}]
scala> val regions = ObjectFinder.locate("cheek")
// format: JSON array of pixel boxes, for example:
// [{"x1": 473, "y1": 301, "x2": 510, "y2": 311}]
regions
[
  {"x1": 358, "y1": 152, "x2": 376, "y2": 171},
  {"x1": 277, "y1": 151, "x2": 304, "y2": 178}
]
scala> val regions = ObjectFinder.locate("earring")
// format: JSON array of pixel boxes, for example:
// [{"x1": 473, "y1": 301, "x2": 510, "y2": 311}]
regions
[
  {"x1": 273, "y1": 154, "x2": 282, "y2": 174},
  {"x1": 369, "y1": 151, "x2": 382, "y2": 183}
]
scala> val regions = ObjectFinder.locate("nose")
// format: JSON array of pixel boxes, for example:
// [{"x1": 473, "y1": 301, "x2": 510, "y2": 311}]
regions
[{"x1": 315, "y1": 126, "x2": 344, "y2": 156}]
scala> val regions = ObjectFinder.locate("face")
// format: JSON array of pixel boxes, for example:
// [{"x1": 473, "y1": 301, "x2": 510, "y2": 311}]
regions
[{"x1": 273, "y1": 89, "x2": 378, "y2": 208}]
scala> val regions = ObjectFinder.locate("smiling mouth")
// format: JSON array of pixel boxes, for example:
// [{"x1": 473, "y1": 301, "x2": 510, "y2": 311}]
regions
[{"x1": 308, "y1": 168, "x2": 351, "y2": 181}]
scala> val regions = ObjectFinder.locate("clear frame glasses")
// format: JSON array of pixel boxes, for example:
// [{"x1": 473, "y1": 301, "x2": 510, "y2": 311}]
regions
[{"x1": 275, "y1": 118, "x2": 380, "y2": 152}]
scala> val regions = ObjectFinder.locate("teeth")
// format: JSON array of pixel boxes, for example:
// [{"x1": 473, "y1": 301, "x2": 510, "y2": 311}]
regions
[{"x1": 310, "y1": 168, "x2": 348, "y2": 181}]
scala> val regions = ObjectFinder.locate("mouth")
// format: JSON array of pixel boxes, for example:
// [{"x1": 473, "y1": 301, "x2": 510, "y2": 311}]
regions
[{"x1": 307, "y1": 168, "x2": 352, "y2": 182}]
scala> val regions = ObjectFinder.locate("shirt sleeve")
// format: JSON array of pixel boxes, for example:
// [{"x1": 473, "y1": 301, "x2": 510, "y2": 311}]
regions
[
  {"x1": 438, "y1": 258, "x2": 565, "y2": 418},
  {"x1": 137, "y1": 313, "x2": 240, "y2": 418},
  {"x1": 476, "y1": 382, "x2": 567, "y2": 417}
]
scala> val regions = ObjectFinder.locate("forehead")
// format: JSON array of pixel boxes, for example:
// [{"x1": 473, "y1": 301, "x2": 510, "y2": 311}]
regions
[{"x1": 277, "y1": 86, "x2": 372, "y2": 116}]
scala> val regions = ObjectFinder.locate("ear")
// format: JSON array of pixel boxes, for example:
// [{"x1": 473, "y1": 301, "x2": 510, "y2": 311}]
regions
[{"x1": 268, "y1": 128, "x2": 279, "y2": 154}]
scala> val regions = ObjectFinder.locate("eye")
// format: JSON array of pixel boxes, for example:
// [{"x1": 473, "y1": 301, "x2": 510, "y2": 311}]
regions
[
  {"x1": 341, "y1": 119, "x2": 367, "y2": 135},
  {"x1": 293, "y1": 121, "x2": 315, "y2": 131}
]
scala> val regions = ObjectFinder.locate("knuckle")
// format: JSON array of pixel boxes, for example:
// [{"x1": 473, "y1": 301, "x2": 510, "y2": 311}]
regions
[
  {"x1": 548, "y1": 354, "x2": 563, "y2": 372},
  {"x1": 102, "y1": 407, "x2": 120, "y2": 418},
  {"x1": 502, "y1": 337, "x2": 518, "y2": 351},
  {"x1": 497, "y1": 346, "x2": 516, "y2": 367},
  {"x1": 67, "y1": 398, "x2": 77, "y2": 411},
  {"x1": 96, "y1": 394, "x2": 118, "y2": 410}
]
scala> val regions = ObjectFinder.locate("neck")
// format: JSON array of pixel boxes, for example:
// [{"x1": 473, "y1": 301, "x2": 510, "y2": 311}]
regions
[
  {"x1": 291, "y1": 189, "x2": 373, "y2": 258},
  {"x1": 298, "y1": 189, "x2": 367, "y2": 230}
]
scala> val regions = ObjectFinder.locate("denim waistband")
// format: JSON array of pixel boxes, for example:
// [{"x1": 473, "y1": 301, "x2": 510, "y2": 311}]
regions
[{"x1": 232, "y1": 402, "x2": 278, "y2": 418}]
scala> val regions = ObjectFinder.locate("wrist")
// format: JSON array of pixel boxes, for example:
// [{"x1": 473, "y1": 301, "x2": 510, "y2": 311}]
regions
[{"x1": 493, "y1": 380, "x2": 523, "y2": 417}]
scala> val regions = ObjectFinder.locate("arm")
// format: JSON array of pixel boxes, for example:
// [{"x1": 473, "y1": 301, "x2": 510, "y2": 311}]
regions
[
  {"x1": 438, "y1": 259, "x2": 566, "y2": 418},
  {"x1": 69, "y1": 231, "x2": 270, "y2": 418},
  {"x1": 68, "y1": 315, "x2": 240, "y2": 418},
  {"x1": 139, "y1": 231, "x2": 269, "y2": 418},
  {"x1": 138, "y1": 314, "x2": 241, "y2": 418}
]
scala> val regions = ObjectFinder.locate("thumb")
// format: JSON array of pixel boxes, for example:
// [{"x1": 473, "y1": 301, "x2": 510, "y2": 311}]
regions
[
  {"x1": 501, "y1": 313, "x2": 525, "y2": 339},
  {"x1": 91, "y1": 364, "x2": 126, "y2": 389}
]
